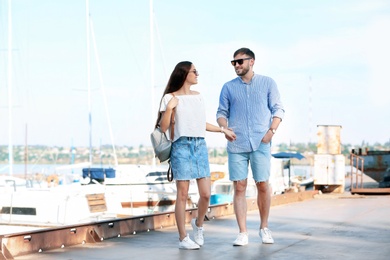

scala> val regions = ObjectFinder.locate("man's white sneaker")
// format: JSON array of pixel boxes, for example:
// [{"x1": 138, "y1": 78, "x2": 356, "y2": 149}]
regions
[
  {"x1": 259, "y1": 228, "x2": 274, "y2": 244},
  {"x1": 191, "y1": 218, "x2": 204, "y2": 246},
  {"x1": 179, "y1": 234, "x2": 200, "y2": 250},
  {"x1": 233, "y1": 232, "x2": 248, "y2": 246}
]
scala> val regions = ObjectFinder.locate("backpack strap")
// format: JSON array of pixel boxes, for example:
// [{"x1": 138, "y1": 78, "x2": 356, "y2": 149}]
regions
[{"x1": 170, "y1": 94, "x2": 176, "y2": 141}]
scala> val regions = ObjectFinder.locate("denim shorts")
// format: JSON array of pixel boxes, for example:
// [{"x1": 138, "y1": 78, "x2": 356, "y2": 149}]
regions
[
  {"x1": 171, "y1": 137, "x2": 210, "y2": 181},
  {"x1": 228, "y1": 142, "x2": 271, "y2": 182}
]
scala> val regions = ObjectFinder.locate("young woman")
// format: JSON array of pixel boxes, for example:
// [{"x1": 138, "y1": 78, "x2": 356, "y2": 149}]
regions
[{"x1": 156, "y1": 61, "x2": 236, "y2": 250}]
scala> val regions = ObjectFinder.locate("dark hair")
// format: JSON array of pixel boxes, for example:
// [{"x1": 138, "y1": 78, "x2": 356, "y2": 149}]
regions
[
  {"x1": 154, "y1": 61, "x2": 193, "y2": 128},
  {"x1": 233, "y1": 47, "x2": 255, "y2": 59}
]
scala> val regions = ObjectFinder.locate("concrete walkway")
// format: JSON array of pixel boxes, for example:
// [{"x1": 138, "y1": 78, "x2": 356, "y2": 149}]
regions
[{"x1": 13, "y1": 193, "x2": 390, "y2": 260}]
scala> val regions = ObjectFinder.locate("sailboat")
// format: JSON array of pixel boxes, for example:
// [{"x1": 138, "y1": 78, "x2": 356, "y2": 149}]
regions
[{"x1": 0, "y1": 0, "x2": 189, "y2": 228}]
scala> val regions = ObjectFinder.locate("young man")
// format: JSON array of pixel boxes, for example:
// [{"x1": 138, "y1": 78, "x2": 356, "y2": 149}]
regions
[{"x1": 216, "y1": 47, "x2": 285, "y2": 246}]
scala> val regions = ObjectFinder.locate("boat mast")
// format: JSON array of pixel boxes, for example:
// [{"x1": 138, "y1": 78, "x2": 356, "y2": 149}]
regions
[
  {"x1": 84, "y1": 0, "x2": 118, "y2": 167},
  {"x1": 24, "y1": 124, "x2": 28, "y2": 179},
  {"x1": 150, "y1": 0, "x2": 156, "y2": 167},
  {"x1": 309, "y1": 76, "x2": 313, "y2": 144},
  {"x1": 89, "y1": 18, "x2": 118, "y2": 167},
  {"x1": 86, "y1": 0, "x2": 92, "y2": 165},
  {"x1": 8, "y1": 0, "x2": 13, "y2": 176}
]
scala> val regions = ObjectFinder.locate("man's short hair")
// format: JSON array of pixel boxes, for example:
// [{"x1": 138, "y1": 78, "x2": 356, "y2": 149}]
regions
[{"x1": 234, "y1": 48, "x2": 255, "y2": 59}]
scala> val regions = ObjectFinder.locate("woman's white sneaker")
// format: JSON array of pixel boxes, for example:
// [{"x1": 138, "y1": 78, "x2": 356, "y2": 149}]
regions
[
  {"x1": 179, "y1": 234, "x2": 200, "y2": 250},
  {"x1": 191, "y1": 218, "x2": 204, "y2": 246}
]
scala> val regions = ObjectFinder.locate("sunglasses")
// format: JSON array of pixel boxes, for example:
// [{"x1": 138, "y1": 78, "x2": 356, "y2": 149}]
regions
[
  {"x1": 190, "y1": 70, "x2": 199, "y2": 76},
  {"x1": 231, "y1": 57, "x2": 252, "y2": 66}
]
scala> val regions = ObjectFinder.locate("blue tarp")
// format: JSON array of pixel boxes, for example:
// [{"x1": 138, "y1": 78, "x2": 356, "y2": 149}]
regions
[{"x1": 272, "y1": 152, "x2": 305, "y2": 160}]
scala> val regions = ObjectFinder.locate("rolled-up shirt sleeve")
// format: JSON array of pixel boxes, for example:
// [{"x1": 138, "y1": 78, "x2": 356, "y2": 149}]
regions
[
  {"x1": 268, "y1": 78, "x2": 285, "y2": 121},
  {"x1": 216, "y1": 84, "x2": 230, "y2": 121}
]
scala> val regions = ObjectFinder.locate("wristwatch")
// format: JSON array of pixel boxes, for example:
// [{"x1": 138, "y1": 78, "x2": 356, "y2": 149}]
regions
[{"x1": 269, "y1": 128, "x2": 276, "y2": 134}]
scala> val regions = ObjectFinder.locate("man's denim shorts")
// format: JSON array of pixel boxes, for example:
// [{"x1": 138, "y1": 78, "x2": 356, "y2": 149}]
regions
[
  {"x1": 171, "y1": 137, "x2": 210, "y2": 181},
  {"x1": 228, "y1": 142, "x2": 271, "y2": 182}
]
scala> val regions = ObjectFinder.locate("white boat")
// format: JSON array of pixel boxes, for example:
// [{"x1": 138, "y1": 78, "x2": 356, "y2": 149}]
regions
[
  {"x1": 0, "y1": 183, "x2": 121, "y2": 226},
  {"x1": 1, "y1": 157, "x2": 306, "y2": 225},
  {"x1": 0, "y1": 163, "x2": 204, "y2": 226},
  {"x1": 104, "y1": 164, "x2": 184, "y2": 213}
]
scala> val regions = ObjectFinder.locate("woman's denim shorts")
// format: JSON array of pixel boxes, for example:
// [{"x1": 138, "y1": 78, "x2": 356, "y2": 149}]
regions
[
  {"x1": 171, "y1": 137, "x2": 210, "y2": 181},
  {"x1": 228, "y1": 142, "x2": 271, "y2": 182}
]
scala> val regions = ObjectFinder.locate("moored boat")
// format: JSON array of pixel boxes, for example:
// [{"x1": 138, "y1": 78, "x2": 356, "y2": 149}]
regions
[{"x1": 0, "y1": 164, "x2": 188, "y2": 226}]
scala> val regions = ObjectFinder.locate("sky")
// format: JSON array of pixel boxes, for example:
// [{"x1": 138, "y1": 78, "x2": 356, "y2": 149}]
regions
[{"x1": 0, "y1": 0, "x2": 389, "y2": 149}]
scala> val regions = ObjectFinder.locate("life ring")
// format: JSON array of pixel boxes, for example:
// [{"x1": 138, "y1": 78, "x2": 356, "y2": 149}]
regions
[
  {"x1": 46, "y1": 174, "x2": 59, "y2": 187},
  {"x1": 210, "y1": 171, "x2": 225, "y2": 181}
]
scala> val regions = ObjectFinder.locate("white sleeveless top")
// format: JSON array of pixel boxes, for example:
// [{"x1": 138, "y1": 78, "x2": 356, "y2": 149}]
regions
[{"x1": 160, "y1": 93, "x2": 206, "y2": 142}]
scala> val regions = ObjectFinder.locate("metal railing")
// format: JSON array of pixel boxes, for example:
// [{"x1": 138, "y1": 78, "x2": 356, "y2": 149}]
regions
[{"x1": 350, "y1": 153, "x2": 364, "y2": 189}]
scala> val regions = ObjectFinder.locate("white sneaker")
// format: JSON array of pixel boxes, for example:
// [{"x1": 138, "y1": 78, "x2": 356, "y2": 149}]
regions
[
  {"x1": 179, "y1": 234, "x2": 200, "y2": 250},
  {"x1": 233, "y1": 232, "x2": 248, "y2": 246},
  {"x1": 260, "y1": 228, "x2": 274, "y2": 244},
  {"x1": 191, "y1": 218, "x2": 204, "y2": 246}
]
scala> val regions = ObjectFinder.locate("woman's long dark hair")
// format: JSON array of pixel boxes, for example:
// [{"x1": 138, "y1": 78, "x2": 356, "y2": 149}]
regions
[{"x1": 154, "y1": 61, "x2": 192, "y2": 128}]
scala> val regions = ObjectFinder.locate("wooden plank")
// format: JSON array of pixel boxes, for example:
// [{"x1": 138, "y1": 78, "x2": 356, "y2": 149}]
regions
[
  {"x1": 87, "y1": 201, "x2": 106, "y2": 205},
  {"x1": 351, "y1": 188, "x2": 390, "y2": 195},
  {"x1": 86, "y1": 194, "x2": 105, "y2": 200},
  {"x1": 86, "y1": 193, "x2": 107, "y2": 213},
  {"x1": 89, "y1": 205, "x2": 107, "y2": 213}
]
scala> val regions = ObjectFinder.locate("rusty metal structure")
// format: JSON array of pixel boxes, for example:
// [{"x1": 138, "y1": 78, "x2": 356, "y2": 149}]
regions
[
  {"x1": 352, "y1": 149, "x2": 390, "y2": 183},
  {"x1": 350, "y1": 152, "x2": 390, "y2": 195}
]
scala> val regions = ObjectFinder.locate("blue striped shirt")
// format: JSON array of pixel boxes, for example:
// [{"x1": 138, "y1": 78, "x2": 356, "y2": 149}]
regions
[{"x1": 216, "y1": 74, "x2": 285, "y2": 153}]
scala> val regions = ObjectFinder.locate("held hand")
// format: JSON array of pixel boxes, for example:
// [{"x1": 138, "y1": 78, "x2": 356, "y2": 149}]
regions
[{"x1": 223, "y1": 128, "x2": 236, "y2": 142}]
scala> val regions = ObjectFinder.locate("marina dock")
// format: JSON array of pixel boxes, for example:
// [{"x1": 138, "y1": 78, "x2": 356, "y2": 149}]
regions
[{"x1": 3, "y1": 191, "x2": 389, "y2": 260}]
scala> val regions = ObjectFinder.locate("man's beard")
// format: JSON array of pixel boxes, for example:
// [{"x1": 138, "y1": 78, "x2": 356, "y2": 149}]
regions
[{"x1": 236, "y1": 66, "x2": 250, "y2": 76}]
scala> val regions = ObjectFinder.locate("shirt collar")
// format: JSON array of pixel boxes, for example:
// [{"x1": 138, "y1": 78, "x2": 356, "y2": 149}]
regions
[{"x1": 238, "y1": 72, "x2": 256, "y2": 84}]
